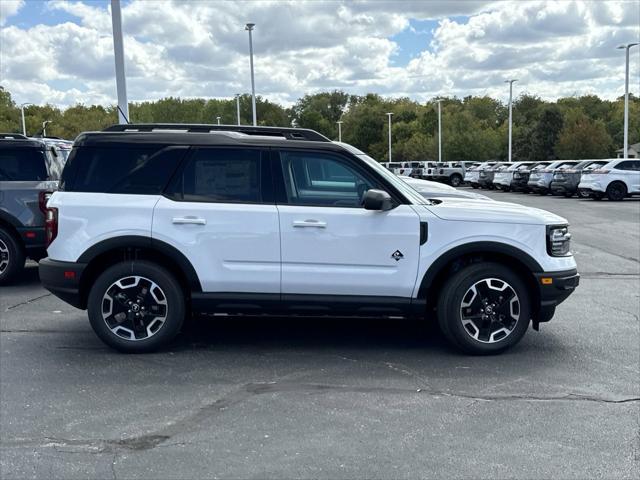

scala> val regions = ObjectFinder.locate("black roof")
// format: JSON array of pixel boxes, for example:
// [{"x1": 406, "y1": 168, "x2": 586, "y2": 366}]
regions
[
  {"x1": 0, "y1": 135, "x2": 45, "y2": 149},
  {"x1": 76, "y1": 124, "x2": 340, "y2": 151}
]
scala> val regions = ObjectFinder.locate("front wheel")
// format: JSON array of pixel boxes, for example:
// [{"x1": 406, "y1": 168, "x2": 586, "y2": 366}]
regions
[
  {"x1": 606, "y1": 182, "x2": 627, "y2": 201},
  {"x1": 87, "y1": 261, "x2": 185, "y2": 353},
  {"x1": 449, "y1": 174, "x2": 463, "y2": 187},
  {"x1": 437, "y1": 263, "x2": 531, "y2": 355}
]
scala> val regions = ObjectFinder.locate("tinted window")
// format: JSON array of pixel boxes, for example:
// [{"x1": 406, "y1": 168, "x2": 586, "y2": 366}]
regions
[
  {"x1": 0, "y1": 148, "x2": 47, "y2": 181},
  {"x1": 64, "y1": 146, "x2": 183, "y2": 194},
  {"x1": 279, "y1": 151, "x2": 377, "y2": 207},
  {"x1": 171, "y1": 148, "x2": 262, "y2": 203},
  {"x1": 616, "y1": 161, "x2": 640, "y2": 171}
]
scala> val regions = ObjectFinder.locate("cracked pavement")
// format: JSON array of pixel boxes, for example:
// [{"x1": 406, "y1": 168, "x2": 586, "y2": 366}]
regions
[{"x1": 1, "y1": 191, "x2": 639, "y2": 479}]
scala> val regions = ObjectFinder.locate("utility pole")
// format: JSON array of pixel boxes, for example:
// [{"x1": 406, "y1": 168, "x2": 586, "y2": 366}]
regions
[
  {"x1": 437, "y1": 99, "x2": 442, "y2": 163},
  {"x1": 235, "y1": 94, "x2": 241, "y2": 125},
  {"x1": 618, "y1": 43, "x2": 638, "y2": 159},
  {"x1": 20, "y1": 103, "x2": 32, "y2": 136},
  {"x1": 505, "y1": 79, "x2": 518, "y2": 162},
  {"x1": 42, "y1": 120, "x2": 51, "y2": 137},
  {"x1": 245, "y1": 23, "x2": 257, "y2": 126},
  {"x1": 111, "y1": 0, "x2": 129, "y2": 124},
  {"x1": 337, "y1": 120, "x2": 343, "y2": 142},
  {"x1": 386, "y1": 112, "x2": 393, "y2": 162}
]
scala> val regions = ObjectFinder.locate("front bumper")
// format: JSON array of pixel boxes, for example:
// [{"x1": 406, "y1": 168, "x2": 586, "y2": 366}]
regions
[
  {"x1": 39, "y1": 258, "x2": 87, "y2": 309},
  {"x1": 533, "y1": 268, "x2": 580, "y2": 325}
]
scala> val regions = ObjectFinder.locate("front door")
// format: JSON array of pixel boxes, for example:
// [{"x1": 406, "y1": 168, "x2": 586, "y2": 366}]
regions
[{"x1": 275, "y1": 149, "x2": 420, "y2": 298}]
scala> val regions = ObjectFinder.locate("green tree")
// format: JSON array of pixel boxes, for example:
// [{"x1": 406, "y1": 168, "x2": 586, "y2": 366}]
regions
[{"x1": 555, "y1": 110, "x2": 613, "y2": 159}]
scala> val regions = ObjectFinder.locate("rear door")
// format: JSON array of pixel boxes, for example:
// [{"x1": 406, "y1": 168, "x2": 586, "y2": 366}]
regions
[
  {"x1": 274, "y1": 149, "x2": 420, "y2": 298},
  {"x1": 614, "y1": 160, "x2": 640, "y2": 192},
  {"x1": 152, "y1": 147, "x2": 280, "y2": 293}
]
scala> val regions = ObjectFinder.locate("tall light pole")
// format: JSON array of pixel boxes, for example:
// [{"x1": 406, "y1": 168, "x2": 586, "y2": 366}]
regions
[
  {"x1": 505, "y1": 79, "x2": 518, "y2": 162},
  {"x1": 216, "y1": 116, "x2": 221, "y2": 125},
  {"x1": 336, "y1": 120, "x2": 343, "y2": 142},
  {"x1": 111, "y1": 0, "x2": 129, "y2": 124},
  {"x1": 235, "y1": 93, "x2": 241, "y2": 126},
  {"x1": 437, "y1": 99, "x2": 443, "y2": 163},
  {"x1": 20, "y1": 103, "x2": 32, "y2": 136},
  {"x1": 42, "y1": 120, "x2": 51, "y2": 137},
  {"x1": 386, "y1": 112, "x2": 393, "y2": 162},
  {"x1": 245, "y1": 23, "x2": 257, "y2": 126},
  {"x1": 617, "y1": 43, "x2": 638, "y2": 159}
]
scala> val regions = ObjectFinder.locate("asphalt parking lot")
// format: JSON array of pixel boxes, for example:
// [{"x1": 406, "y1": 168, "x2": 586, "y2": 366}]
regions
[{"x1": 1, "y1": 190, "x2": 639, "y2": 479}]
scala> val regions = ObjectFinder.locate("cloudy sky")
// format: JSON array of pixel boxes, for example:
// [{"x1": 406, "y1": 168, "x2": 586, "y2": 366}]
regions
[{"x1": 1, "y1": 0, "x2": 638, "y2": 108}]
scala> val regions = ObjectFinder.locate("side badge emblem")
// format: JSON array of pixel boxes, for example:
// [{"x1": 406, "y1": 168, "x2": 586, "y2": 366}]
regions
[{"x1": 391, "y1": 250, "x2": 404, "y2": 261}]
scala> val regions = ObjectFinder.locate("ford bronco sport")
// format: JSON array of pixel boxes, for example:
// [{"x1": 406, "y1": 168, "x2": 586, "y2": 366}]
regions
[{"x1": 39, "y1": 124, "x2": 579, "y2": 354}]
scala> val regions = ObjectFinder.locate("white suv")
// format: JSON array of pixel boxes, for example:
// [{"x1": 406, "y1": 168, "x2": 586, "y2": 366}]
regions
[
  {"x1": 39, "y1": 124, "x2": 579, "y2": 355},
  {"x1": 578, "y1": 159, "x2": 640, "y2": 200}
]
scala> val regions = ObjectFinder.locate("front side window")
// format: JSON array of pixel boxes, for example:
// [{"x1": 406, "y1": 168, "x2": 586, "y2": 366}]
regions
[
  {"x1": 278, "y1": 151, "x2": 377, "y2": 207},
  {"x1": 171, "y1": 148, "x2": 263, "y2": 203},
  {"x1": 0, "y1": 148, "x2": 47, "y2": 181}
]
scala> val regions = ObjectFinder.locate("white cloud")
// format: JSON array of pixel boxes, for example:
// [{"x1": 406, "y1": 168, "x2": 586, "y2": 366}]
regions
[
  {"x1": 0, "y1": 0, "x2": 638, "y2": 108},
  {"x1": 0, "y1": 0, "x2": 23, "y2": 26}
]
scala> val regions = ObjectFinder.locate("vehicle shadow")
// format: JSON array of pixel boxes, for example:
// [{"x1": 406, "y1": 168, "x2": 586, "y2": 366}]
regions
[
  {"x1": 10, "y1": 263, "x2": 41, "y2": 286},
  {"x1": 172, "y1": 314, "x2": 452, "y2": 355}
]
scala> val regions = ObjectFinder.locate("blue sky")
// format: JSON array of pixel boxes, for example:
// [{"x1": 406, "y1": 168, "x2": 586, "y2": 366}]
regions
[{"x1": 1, "y1": 0, "x2": 638, "y2": 107}]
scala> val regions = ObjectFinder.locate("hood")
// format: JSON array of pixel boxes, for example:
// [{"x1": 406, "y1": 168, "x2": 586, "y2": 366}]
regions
[{"x1": 425, "y1": 198, "x2": 567, "y2": 225}]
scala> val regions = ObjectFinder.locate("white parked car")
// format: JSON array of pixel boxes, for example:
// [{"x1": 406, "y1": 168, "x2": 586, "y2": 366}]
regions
[
  {"x1": 578, "y1": 158, "x2": 640, "y2": 200},
  {"x1": 401, "y1": 177, "x2": 492, "y2": 201},
  {"x1": 466, "y1": 162, "x2": 497, "y2": 188},
  {"x1": 39, "y1": 124, "x2": 579, "y2": 355},
  {"x1": 493, "y1": 162, "x2": 535, "y2": 191}
]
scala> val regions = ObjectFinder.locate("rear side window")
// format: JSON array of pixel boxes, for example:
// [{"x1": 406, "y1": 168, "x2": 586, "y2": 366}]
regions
[
  {"x1": 167, "y1": 148, "x2": 264, "y2": 203},
  {"x1": 62, "y1": 146, "x2": 184, "y2": 194},
  {"x1": 0, "y1": 148, "x2": 47, "y2": 181},
  {"x1": 616, "y1": 161, "x2": 640, "y2": 171}
]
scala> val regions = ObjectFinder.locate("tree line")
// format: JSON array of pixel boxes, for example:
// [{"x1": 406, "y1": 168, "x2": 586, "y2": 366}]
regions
[{"x1": 1, "y1": 87, "x2": 637, "y2": 162}]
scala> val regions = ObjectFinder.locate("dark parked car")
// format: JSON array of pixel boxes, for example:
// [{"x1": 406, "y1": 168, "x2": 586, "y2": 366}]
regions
[
  {"x1": 550, "y1": 160, "x2": 608, "y2": 198},
  {"x1": 0, "y1": 134, "x2": 66, "y2": 284},
  {"x1": 478, "y1": 162, "x2": 504, "y2": 189},
  {"x1": 511, "y1": 162, "x2": 551, "y2": 192}
]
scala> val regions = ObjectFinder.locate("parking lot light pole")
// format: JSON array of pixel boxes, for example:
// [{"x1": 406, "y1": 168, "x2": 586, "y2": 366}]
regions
[
  {"x1": 245, "y1": 23, "x2": 257, "y2": 126},
  {"x1": 20, "y1": 103, "x2": 32, "y2": 136},
  {"x1": 111, "y1": 0, "x2": 129, "y2": 124},
  {"x1": 617, "y1": 43, "x2": 638, "y2": 159},
  {"x1": 386, "y1": 112, "x2": 393, "y2": 162},
  {"x1": 216, "y1": 116, "x2": 221, "y2": 125},
  {"x1": 337, "y1": 120, "x2": 343, "y2": 142},
  {"x1": 437, "y1": 99, "x2": 442, "y2": 163},
  {"x1": 235, "y1": 94, "x2": 241, "y2": 125},
  {"x1": 42, "y1": 120, "x2": 51, "y2": 137},
  {"x1": 505, "y1": 79, "x2": 518, "y2": 162}
]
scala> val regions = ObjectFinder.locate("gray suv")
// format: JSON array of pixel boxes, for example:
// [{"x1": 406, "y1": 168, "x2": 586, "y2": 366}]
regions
[{"x1": 0, "y1": 134, "x2": 65, "y2": 284}]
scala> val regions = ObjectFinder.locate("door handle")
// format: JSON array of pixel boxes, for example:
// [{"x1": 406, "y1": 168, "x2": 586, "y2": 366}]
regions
[
  {"x1": 172, "y1": 216, "x2": 206, "y2": 225},
  {"x1": 293, "y1": 219, "x2": 327, "y2": 228}
]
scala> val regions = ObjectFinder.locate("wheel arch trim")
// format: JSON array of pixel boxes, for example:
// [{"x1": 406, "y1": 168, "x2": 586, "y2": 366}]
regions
[
  {"x1": 77, "y1": 235, "x2": 202, "y2": 292},
  {"x1": 417, "y1": 241, "x2": 543, "y2": 299}
]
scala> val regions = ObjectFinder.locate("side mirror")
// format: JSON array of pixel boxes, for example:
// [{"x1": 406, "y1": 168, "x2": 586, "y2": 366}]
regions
[{"x1": 363, "y1": 189, "x2": 393, "y2": 211}]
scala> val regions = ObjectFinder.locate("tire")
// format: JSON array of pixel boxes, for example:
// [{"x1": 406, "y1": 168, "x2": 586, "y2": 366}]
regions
[
  {"x1": 606, "y1": 182, "x2": 627, "y2": 201},
  {"x1": 87, "y1": 261, "x2": 185, "y2": 353},
  {"x1": 0, "y1": 228, "x2": 25, "y2": 285},
  {"x1": 436, "y1": 262, "x2": 531, "y2": 355},
  {"x1": 449, "y1": 174, "x2": 463, "y2": 187}
]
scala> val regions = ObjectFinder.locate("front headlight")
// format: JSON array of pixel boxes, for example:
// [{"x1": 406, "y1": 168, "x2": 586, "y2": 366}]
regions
[{"x1": 547, "y1": 225, "x2": 571, "y2": 256}]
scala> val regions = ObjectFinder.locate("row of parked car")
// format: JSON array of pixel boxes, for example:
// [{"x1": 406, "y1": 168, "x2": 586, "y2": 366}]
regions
[
  {"x1": 464, "y1": 159, "x2": 640, "y2": 200},
  {"x1": 383, "y1": 158, "x2": 640, "y2": 201}
]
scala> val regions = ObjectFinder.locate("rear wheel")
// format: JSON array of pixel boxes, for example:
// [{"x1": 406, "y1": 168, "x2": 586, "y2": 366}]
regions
[
  {"x1": 606, "y1": 182, "x2": 627, "y2": 201},
  {"x1": 437, "y1": 262, "x2": 531, "y2": 355},
  {"x1": 87, "y1": 261, "x2": 185, "y2": 353},
  {"x1": 0, "y1": 228, "x2": 25, "y2": 285},
  {"x1": 449, "y1": 174, "x2": 463, "y2": 187}
]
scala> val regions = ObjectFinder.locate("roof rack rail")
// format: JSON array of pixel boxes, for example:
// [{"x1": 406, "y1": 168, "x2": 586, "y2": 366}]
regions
[
  {"x1": 0, "y1": 133, "x2": 28, "y2": 140},
  {"x1": 102, "y1": 123, "x2": 330, "y2": 142}
]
